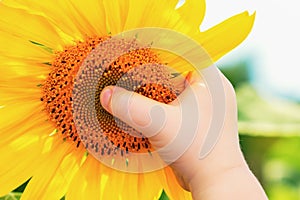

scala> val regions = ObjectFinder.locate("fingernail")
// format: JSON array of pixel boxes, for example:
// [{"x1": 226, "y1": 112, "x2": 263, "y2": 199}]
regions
[
  {"x1": 185, "y1": 71, "x2": 202, "y2": 85},
  {"x1": 101, "y1": 87, "x2": 112, "y2": 109},
  {"x1": 184, "y1": 71, "x2": 194, "y2": 86}
]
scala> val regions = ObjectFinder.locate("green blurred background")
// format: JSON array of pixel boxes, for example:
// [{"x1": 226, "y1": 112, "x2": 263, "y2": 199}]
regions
[
  {"x1": 202, "y1": 0, "x2": 300, "y2": 199},
  {"x1": 221, "y1": 61, "x2": 300, "y2": 200}
]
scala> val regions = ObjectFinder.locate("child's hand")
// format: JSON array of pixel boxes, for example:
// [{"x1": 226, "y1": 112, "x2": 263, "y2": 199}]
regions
[{"x1": 100, "y1": 70, "x2": 268, "y2": 200}]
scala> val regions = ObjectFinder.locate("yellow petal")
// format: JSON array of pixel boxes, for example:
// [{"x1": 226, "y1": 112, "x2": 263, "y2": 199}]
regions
[
  {"x1": 0, "y1": 61, "x2": 49, "y2": 80},
  {"x1": 2, "y1": 0, "x2": 84, "y2": 43},
  {"x1": 0, "y1": 75, "x2": 45, "y2": 92},
  {"x1": 103, "y1": 0, "x2": 129, "y2": 34},
  {"x1": 0, "y1": 62, "x2": 48, "y2": 106},
  {"x1": 0, "y1": 62, "x2": 49, "y2": 101},
  {"x1": 161, "y1": 167, "x2": 192, "y2": 200},
  {"x1": 0, "y1": 116, "x2": 52, "y2": 196},
  {"x1": 7, "y1": 0, "x2": 108, "y2": 38},
  {"x1": 0, "y1": 31, "x2": 52, "y2": 61},
  {"x1": 0, "y1": 102, "x2": 46, "y2": 133},
  {"x1": 0, "y1": 143, "x2": 42, "y2": 196},
  {"x1": 98, "y1": 158, "x2": 163, "y2": 200},
  {"x1": 66, "y1": 156, "x2": 102, "y2": 200},
  {"x1": 0, "y1": 92, "x2": 41, "y2": 107},
  {"x1": 0, "y1": 3, "x2": 64, "y2": 50},
  {"x1": 0, "y1": 76, "x2": 45, "y2": 98},
  {"x1": 120, "y1": 173, "x2": 139, "y2": 200},
  {"x1": 196, "y1": 11, "x2": 256, "y2": 61},
  {"x1": 137, "y1": 171, "x2": 165, "y2": 200},
  {"x1": 123, "y1": 0, "x2": 179, "y2": 30},
  {"x1": 102, "y1": 166, "x2": 126, "y2": 200},
  {"x1": 63, "y1": 0, "x2": 108, "y2": 36},
  {"x1": 20, "y1": 137, "x2": 80, "y2": 200},
  {"x1": 176, "y1": 0, "x2": 206, "y2": 34}
]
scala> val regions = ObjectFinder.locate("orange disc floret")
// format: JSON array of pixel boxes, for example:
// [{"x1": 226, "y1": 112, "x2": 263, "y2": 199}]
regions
[{"x1": 41, "y1": 36, "x2": 178, "y2": 156}]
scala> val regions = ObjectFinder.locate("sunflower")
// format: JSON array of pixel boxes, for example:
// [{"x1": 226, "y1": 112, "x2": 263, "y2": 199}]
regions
[{"x1": 0, "y1": 0, "x2": 255, "y2": 199}]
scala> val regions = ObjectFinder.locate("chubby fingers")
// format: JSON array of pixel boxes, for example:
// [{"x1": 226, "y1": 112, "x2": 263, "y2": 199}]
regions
[
  {"x1": 100, "y1": 86, "x2": 171, "y2": 138},
  {"x1": 99, "y1": 70, "x2": 210, "y2": 161}
]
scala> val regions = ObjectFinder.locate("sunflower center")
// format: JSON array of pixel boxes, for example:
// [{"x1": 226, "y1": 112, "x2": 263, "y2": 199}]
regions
[{"x1": 41, "y1": 36, "x2": 178, "y2": 156}]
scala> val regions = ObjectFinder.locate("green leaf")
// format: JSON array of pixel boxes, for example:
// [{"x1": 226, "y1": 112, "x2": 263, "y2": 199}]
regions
[
  {"x1": 0, "y1": 192, "x2": 22, "y2": 200},
  {"x1": 43, "y1": 62, "x2": 52, "y2": 66},
  {"x1": 29, "y1": 40, "x2": 53, "y2": 53},
  {"x1": 159, "y1": 190, "x2": 169, "y2": 200}
]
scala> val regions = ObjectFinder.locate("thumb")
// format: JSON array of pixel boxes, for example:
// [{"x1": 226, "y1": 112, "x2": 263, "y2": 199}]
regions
[{"x1": 100, "y1": 86, "x2": 170, "y2": 138}]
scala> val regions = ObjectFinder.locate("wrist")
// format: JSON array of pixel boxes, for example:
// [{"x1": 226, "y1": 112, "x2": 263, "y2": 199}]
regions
[
  {"x1": 187, "y1": 128, "x2": 247, "y2": 194},
  {"x1": 188, "y1": 160, "x2": 247, "y2": 198},
  {"x1": 189, "y1": 163, "x2": 268, "y2": 200}
]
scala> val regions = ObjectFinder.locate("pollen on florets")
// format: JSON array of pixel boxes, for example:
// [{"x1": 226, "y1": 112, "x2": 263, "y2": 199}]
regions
[{"x1": 41, "y1": 36, "x2": 178, "y2": 157}]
